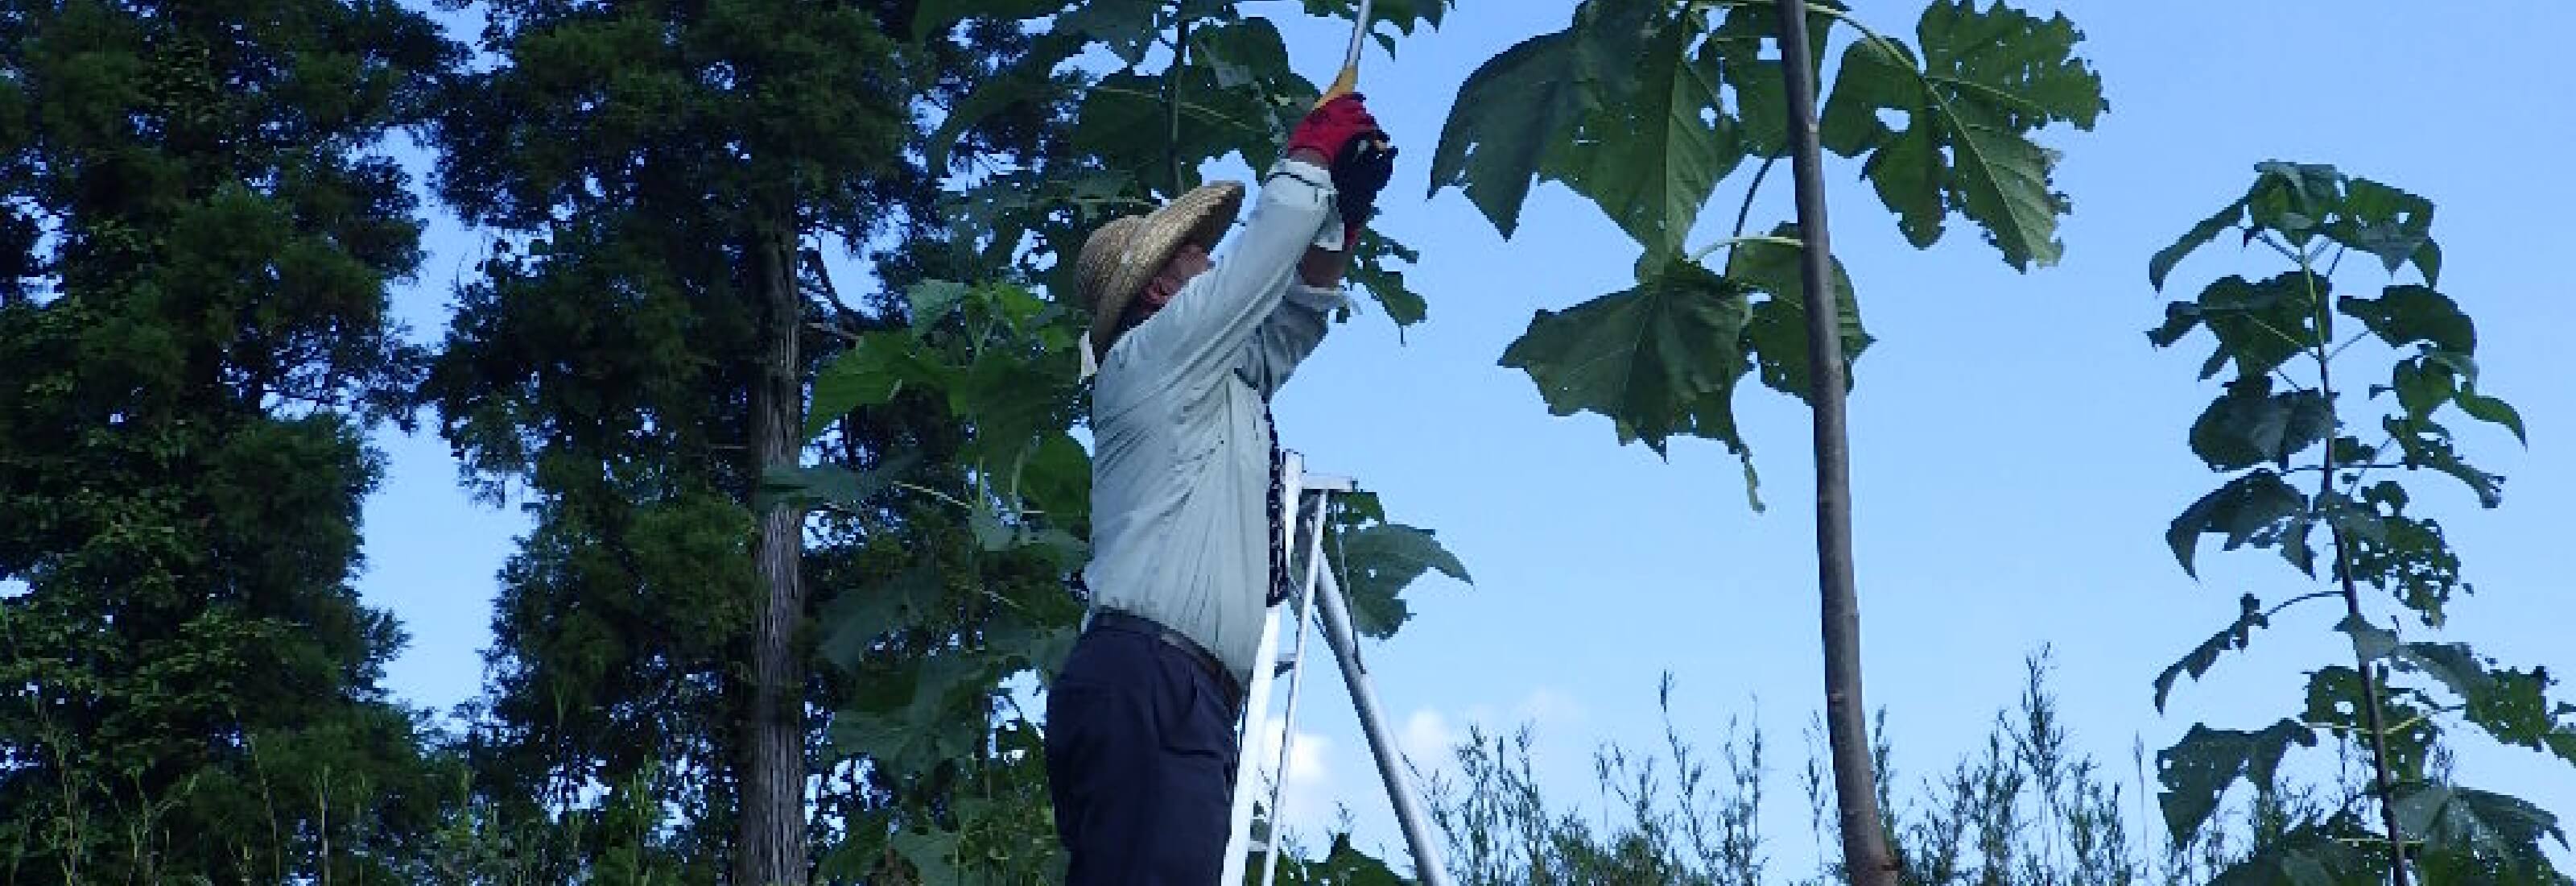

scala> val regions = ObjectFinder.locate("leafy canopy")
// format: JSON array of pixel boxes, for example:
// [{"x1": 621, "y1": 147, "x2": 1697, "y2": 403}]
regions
[{"x1": 1432, "y1": 0, "x2": 2099, "y2": 471}]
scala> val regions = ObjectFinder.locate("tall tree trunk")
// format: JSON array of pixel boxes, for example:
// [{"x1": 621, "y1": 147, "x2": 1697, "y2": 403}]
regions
[
  {"x1": 738, "y1": 230, "x2": 810, "y2": 886},
  {"x1": 1772, "y1": 2, "x2": 1898, "y2": 884}
]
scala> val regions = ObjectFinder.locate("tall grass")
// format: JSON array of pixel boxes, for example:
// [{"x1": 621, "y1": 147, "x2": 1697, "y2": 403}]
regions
[{"x1": 1417, "y1": 648, "x2": 2302, "y2": 885}]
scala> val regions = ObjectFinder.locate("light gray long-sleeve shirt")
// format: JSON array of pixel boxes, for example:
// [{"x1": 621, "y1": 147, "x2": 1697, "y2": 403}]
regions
[{"x1": 1083, "y1": 157, "x2": 1346, "y2": 685}]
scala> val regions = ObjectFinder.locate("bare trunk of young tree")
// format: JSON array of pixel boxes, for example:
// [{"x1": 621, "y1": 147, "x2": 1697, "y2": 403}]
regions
[
  {"x1": 1773, "y1": 2, "x2": 1898, "y2": 884},
  {"x1": 737, "y1": 230, "x2": 810, "y2": 886}
]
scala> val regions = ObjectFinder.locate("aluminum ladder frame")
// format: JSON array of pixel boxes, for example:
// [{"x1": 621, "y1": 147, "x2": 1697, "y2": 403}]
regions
[{"x1": 1219, "y1": 451, "x2": 1448, "y2": 886}]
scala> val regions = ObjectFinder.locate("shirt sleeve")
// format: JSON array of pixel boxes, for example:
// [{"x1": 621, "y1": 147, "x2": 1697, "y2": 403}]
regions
[
  {"x1": 1118, "y1": 158, "x2": 1336, "y2": 403},
  {"x1": 1232, "y1": 282, "x2": 1347, "y2": 400}
]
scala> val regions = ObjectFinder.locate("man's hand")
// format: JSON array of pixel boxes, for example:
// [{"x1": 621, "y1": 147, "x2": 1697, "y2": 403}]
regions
[{"x1": 1286, "y1": 93, "x2": 1397, "y2": 260}]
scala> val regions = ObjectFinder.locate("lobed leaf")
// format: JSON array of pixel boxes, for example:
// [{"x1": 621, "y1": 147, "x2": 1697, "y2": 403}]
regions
[
  {"x1": 1319, "y1": 491, "x2": 1472, "y2": 640},
  {"x1": 1727, "y1": 225, "x2": 1870, "y2": 402},
  {"x1": 2189, "y1": 374, "x2": 2331, "y2": 471},
  {"x1": 1499, "y1": 252, "x2": 1753, "y2": 456},
  {"x1": 2147, "y1": 272, "x2": 2324, "y2": 383},
  {"x1": 1426, "y1": 0, "x2": 1661, "y2": 238},
  {"x1": 2340, "y1": 284, "x2": 2473, "y2": 353},
  {"x1": 2166, "y1": 470, "x2": 2306, "y2": 578},
  {"x1": 1055, "y1": 0, "x2": 1161, "y2": 66},
  {"x1": 1543, "y1": 9, "x2": 1740, "y2": 254},
  {"x1": 1817, "y1": 0, "x2": 2106, "y2": 270},
  {"x1": 2393, "y1": 783, "x2": 2571, "y2": 882},
  {"x1": 2305, "y1": 664, "x2": 2438, "y2": 781},
  {"x1": 2382, "y1": 414, "x2": 2504, "y2": 508},
  {"x1": 756, "y1": 452, "x2": 921, "y2": 515},
  {"x1": 2204, "y1": 814, "x2": 2380, "y2": 886},
  {"x1": 2157, "y1": 719, "x2": 2317, "y2": 843}
]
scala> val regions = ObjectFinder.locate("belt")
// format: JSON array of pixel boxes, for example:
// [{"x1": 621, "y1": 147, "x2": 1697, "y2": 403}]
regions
[{"x1": 1087, "y1": 611, "x2": 1245, "y2": 710}]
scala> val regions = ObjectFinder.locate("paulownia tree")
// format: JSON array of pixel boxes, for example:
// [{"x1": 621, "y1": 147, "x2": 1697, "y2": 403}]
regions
[
  {"x1": 1428, "y1": 1, "x2": 2104, "y2": 881},
  {"x1": 2147, "y1": 162, "x2": 2576, "y2": 884}
]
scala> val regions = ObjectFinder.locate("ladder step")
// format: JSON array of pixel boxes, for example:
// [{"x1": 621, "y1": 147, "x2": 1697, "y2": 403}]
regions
[{"x1": 1274, "y1": 657, "x2": 1296, "y2": 677}]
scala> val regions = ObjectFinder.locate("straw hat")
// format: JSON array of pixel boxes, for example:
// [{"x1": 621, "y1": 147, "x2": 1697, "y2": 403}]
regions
[{"x1": 1076, "y1": 180, "x2": 1245, "y2": 355}]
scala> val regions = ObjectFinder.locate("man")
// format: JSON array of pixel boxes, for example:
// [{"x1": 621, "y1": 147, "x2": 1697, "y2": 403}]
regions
[{"x1": 1044, "y1": 94, "x2": 1395, "y2": 883}]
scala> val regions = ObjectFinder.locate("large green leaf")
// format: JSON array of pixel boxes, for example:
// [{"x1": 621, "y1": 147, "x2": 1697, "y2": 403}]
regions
[
  {"x1": 2149, "y1": 196, "x2": 2248, "y2": 292},
  {"x1": 819, "y1": 565, "x2": 944, "y2": 671},
  {"x1": 2353, "y1": 636, "x2": 2576, "y2": 764},
  {"x1": 807, "y1": 329, "x2": 951, "y2": 439},
  {"x1": 756, "y1": 451, "x2": 921, "y2": 515},
  {"x1": 1074, "y1": 68, "x2": 1276, "y2": 196},
  {"x1": 1727, "y1": 225, "x2": 1870, "y2": 402},
  {"x1": 2341, "y1": 284, "x2": 2473, "y2": 353},
  {"x1": 2189, "y1": 375, "x2": 2332, "y2": 471},
  {"x1": 833, "y1": 649, "x2": 1013, "y2": 778},
  {"x1": 1346, "y1": 229, "x2": 1428, "y2": 329},
  {"x1": 2155, "y1": 593, "x2": 2269, "y2": 713},
  {"x1": 2382, "y1": 414, "x2": 2504, "y2": 508},
  {"x1": 1318, "y1": 491, "x2": 1471, "y2": 640},
  {"x1": 923, "y1": 33, "x2": 1084, "y2": 173},
  {"x1": 1699, "y1": 2, "x2": 1835, "y2": 159},
  {"x1": 1426, "y1": 0, "x2": 1659, "y2": 238},
  {"x1": 2205, "y1": 815, "x2": 2381, "y2": 886},
  {"x1": 2392, "y1": 783, "x2": 2570, "y2": 882},
  {"x1": 2305, "y1": 664, "x2": 2438, "y2": 781},
  {"x1": 1499, "y1": 252, "x2": 1754, "y2": 456},
  {"x1": 1299, "y1": 0, "x2": 1451, "y2": 54},
  {"x1": 2146, "y1": 272, "x2": 2325, "y2": 383},
  {"x1": 2326, "y1": 176, "x2": 2437, "y2": 278},
  {"x1": 2166, "y1": 470, "x2": 2306, "y2": 578},
  {"x1": 2157, "y1": 719, "x2": 2317, "y2": 842},
  {"x1": 2334, "y1": 482, "x2": 2465, "y2": 624},
  {"x1": 1543, "y1": 9, "x2": 1738, "y2": 254},
  {"x1": 1816, "y1": 0, "x2": 2106, "y2": 270},
  {"x1": 1055, "y1": 0, "x2": 1162, "y2": 66}
]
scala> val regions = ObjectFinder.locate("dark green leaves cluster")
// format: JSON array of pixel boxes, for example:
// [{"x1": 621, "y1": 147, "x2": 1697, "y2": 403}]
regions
[
  {"x1": 0, "y1": 1, "x2": 462, "y2": 880},
  {"x1": 1818, "y1": 0, "x2": 2106, "y2": 270},
  {"x1": 1500, "y1": 229, "x2": 1866, "y2": 459},
  {"x1": 918, "y1": 0, "x2": 1442, "y2": 328},
  {"x1": 1435, "y1": 0, "x2": 2093, "y2": 473},
  {"x1": 1319, "y1": 491, "x2": 1473, "y2": 640}
]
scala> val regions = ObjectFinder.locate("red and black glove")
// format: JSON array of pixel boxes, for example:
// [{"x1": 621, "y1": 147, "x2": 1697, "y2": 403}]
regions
[{"x1": 1288, "y1": 93, "x2": 1397, "y2": 244}]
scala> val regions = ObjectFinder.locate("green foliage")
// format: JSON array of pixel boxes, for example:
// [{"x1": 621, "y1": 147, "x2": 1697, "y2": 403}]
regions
[
  {"x1": 1501, "y1": 253, "x2": 1756, "y2": 457},
  {"x1": 2157, "y1": 721, "x2": 2316, "y2": 843},
  {"x1": 1319, "y1": 491, "x2": 1472, "y2": 640},
  {"x1": 2145, "y1": 163, "x2": 2574, "y2": 885},
  {"x1": 1816, "y1": 0, "x2": 2106, "y2": 270},
  {"x1": 0, "y1": 0, "x2": 461, "y2": 880},
  {"x1": 1436, "y1": 0, "x2": 2099, "y2": 481}
]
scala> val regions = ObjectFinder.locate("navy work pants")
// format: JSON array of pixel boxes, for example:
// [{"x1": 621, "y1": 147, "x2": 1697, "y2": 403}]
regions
[{"x1": 1044, "y1": 618, "x2": 1243, "y2": 884}]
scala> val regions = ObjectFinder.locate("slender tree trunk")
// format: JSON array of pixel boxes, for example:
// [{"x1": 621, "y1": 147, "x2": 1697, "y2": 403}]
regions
[
  {"x1": 2312, "y1": 296, "x2": 2413, "y2": 886},
  {"x1": 737, "y1": 230, "x2": 810, "y2": 886},
  {"x1": 1771, "y1": 2, "x2": 1897, "y2": 884}
]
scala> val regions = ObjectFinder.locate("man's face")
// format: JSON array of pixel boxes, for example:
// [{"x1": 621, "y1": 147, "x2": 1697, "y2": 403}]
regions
[{"x1": 1133, "y1": 242, "x2": 1212, "y2": 321}]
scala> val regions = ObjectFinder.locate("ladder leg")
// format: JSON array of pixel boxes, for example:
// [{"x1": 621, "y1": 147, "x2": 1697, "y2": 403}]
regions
[
  {"x1": 1222, "y1": 453, "x2": 1306, "y2": 885},
  {"x1": 1256, "y1": 486, "x2": 1336, "y2": 886},
  {"x1": 1314, "y1": 561, "x2": 1451, "y2": 886}
]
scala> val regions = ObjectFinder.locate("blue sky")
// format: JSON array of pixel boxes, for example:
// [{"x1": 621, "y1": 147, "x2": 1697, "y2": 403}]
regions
[{"x1": 360, "y1": 0, "x2": 2576, "y2": 874}]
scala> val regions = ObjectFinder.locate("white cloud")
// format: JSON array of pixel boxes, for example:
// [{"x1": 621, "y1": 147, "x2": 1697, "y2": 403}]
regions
[
  {"x1": 1399, "y1": 708, "x2": 1460, "y2": 769},
  {"x1": 1253, "y1": 715, "x2": 1335, "y2": 836},
  {"x1": 1515, "y1": 686, "x2": 1586, "y2": 727}
]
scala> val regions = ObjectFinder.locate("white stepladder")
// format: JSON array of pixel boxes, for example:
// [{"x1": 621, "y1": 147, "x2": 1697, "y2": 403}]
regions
[{"x1": 1219, "y1": 451, "x2": 1450, "y2": 886}]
